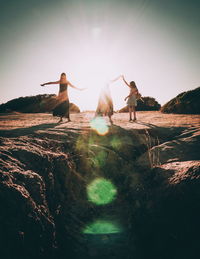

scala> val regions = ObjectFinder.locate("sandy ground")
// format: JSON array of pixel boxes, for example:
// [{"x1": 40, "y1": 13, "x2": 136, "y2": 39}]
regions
[{"x1": 0, "y1": 111, "x2": 199, "y2": 133}]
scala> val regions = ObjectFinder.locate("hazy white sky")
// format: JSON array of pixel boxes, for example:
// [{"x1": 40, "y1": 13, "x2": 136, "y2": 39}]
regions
[{"x1": 0, "y1": 0, "x2": 199, "y2": 111}]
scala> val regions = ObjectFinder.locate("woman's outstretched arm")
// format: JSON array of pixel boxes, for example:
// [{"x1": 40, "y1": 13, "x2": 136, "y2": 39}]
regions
[
  {"x1": 67, "y1": 81, "x2": 86, "y2": 91},
  {"x1": 121, "y1": 75, "x2": 130, "y2": 87},
  {"x1": 41, "y1": 81, "x2": 60, "y2": 86}
]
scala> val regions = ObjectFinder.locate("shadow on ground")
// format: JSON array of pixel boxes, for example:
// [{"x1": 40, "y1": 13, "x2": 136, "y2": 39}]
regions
[{"x1": 0, "y1": 117, "x2": 199, "y2": 259}]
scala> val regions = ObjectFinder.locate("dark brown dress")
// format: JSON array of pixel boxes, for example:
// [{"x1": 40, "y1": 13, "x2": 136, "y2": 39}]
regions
[{"x1": 53, "y1": 83, "x2": 70, "y2": 118}]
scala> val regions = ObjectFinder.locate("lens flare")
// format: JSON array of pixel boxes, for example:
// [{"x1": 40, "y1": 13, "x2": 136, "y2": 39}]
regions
[
  {"x1": 87, "y1": 178, "x2": 117, "y2": 205},
  {"x1": 83, "y1": 220, "x2": 121, "y2": 234},
  {"x1": 90, "y1": 117, "x2": 109, "y2": 136},
  {"x1": 110, "y1": 136, "x2": 122, "y2": 150},
  {"x1": 92, "y1": 150, "x2": 107, "y2": 168}
]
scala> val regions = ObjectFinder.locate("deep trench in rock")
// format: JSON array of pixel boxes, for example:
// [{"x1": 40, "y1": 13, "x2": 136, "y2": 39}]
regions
[{"x1": 0, "y1": 124, "x2": 199, "y2": 259}]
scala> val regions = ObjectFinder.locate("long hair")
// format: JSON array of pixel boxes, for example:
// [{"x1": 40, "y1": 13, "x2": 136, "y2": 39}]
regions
[
  {"x1": 130, "y1": 81, "x2": 137, "y2": 88},
  {"x1": 60, "y1": 72, "x2": 66, "y2": 77},
  {"x1": 60, "y1": 72, "x2": 67, "y2": 81}
]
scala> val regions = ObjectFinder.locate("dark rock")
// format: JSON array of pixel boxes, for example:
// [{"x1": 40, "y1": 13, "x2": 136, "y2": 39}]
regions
[
  {"x1": 0, "y1": 94, "x2": 80, "y2": 114},
  {"x1": 119, "y1": 96, "x2": 161, "y2": 112},
  {"x1": 0, "y1": 121, "x2": 199, "y2": 259},
  {"x1": 137, "y1": 127, "x2": 200, "y2": 168},
  {"x1": 161, "y1": 87, "x2": 200, "y2": 114},
  {"x1": 136, "y1": 161, "x2": 200, "y2": 259},
  {"x1": 0, "y1": 126, "x2": 151, "y2": 259},
  {"x1": 0, "y1": 169, "x2": 56, "y2": 259},
  {"x1": 69, "y1": 103, "x2": 80, "y2": 113}
]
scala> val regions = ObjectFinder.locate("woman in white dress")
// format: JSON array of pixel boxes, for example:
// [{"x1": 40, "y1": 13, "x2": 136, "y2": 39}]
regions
[{"x1": 122, "y1": 75, "x2": 141, "y2": 121}]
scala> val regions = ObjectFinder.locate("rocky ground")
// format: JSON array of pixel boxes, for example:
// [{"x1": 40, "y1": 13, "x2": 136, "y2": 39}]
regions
[{"x1": 0, "y1": 111, "x2": 200, "y2": 259}]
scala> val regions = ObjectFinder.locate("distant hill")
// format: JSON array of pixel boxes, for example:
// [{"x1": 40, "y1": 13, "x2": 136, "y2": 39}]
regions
[
  {"x1": 119, "y1": 96, "x2": 161, "y2": 112},
  {"x1": 161, "y1": 87, "x2": 200, "y2": 114},
  {"x1": 0, "y1": 94, "x2": 80, "y2": 113}
]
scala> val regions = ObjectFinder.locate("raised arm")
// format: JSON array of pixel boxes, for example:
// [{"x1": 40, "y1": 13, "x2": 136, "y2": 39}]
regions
[
  {"x1": 41, "y1": 81, "x2": 60, "y2": 86},
  {"x1": 121, "y1": 75, "x2": 130, "y2": 88},
  {"x1": 67, "y1": 81, "x2": 86, "y2": 91}
]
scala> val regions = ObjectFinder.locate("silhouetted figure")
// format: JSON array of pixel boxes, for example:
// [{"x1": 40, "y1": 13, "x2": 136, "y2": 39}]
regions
[
  {"x1": 95, "y1": 76, "x2": 121, "y2": 124},
  {"x1": 122, "y1": 75, "x2": 142, "y2": 121},
  {"x1": 41, "y1": 73, "x2": 85, "y2": 123}
]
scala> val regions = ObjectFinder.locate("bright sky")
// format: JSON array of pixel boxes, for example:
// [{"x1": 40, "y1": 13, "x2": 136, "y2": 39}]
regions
[{"x1": 0, "y1": 0, "x2": 199, "y2": 111}]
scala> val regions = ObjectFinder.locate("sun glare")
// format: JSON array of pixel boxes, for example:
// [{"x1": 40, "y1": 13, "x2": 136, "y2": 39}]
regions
[
  {"x1": 1, "y1": 0, "x2": 199, "y2": 111},
  {"x1": 90, "y1": 116, "x2": 109, "y2": 135}
]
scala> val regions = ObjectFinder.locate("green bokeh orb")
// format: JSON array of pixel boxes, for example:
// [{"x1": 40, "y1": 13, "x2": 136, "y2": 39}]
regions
[
  {"x1": 83, "y1": 220, "x2": 121, "y2": 234},
  {"x1": 87, "y1": 178, "x2": 117, "y2": 205}
]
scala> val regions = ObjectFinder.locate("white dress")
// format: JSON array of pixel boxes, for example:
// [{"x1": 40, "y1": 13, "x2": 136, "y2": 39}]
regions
[
  {"x1": 126, "y1": 88, "x2": 138, "y2": 106},
  {"x1": 127, "y1": 95, "x2": 137, "y2": 106}
]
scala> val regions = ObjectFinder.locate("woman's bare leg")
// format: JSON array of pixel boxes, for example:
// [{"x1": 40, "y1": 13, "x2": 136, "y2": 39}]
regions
[
  {"x1": 109, "y1": 115, "x2": 113, "y2": 124},
  {"x1": 129, "y1": 106, "x2": 132, "y2": 121},
  {"x1": 133, "y1": 106, "x2": 136, "y2": 120},
  {"x1": 58, "y1": 116, "x2": 63, "y2": 123},
  {"x1": 67, "y1": 114, "x2": 71, "y2": 122}
]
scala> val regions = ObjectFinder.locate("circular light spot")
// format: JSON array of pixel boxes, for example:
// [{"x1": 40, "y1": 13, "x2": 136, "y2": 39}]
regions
[
  {"x1": 90, "y1": 117, "x2": 109, "y2": 136},
  {"x1": 92, "y1": 150, "x2": 107, "y2": 168},
  {"x1": 87, "y1": 178, "x2": 117, "y2": 205},
  {"x1": 110, "y1": 136, "x2": 122, "y2": 149},
  {"x1": 83, "y1": 220, "x2": 121, "y2": 234}
]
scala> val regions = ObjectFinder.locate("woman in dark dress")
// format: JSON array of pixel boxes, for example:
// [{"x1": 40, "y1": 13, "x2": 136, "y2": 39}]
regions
[{"x1": 41, "y1": 73, "x2": 84, "y2": 123}]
